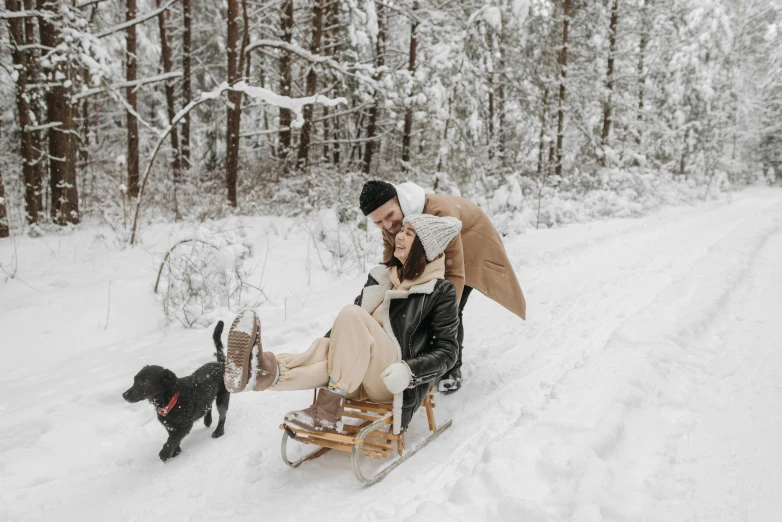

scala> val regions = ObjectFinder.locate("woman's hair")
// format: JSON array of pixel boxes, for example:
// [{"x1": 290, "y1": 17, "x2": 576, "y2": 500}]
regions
[{"x1": 384, "y1": 234, "x2": 427, "y2": 282}]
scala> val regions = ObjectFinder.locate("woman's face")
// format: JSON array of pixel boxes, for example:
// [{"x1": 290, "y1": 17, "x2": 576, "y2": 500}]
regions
[{"x1": 393, "y1": 223, "x2": 417, "y2": 264}]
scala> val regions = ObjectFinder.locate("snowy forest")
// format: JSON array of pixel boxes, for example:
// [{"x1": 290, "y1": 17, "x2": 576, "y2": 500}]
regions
[
  {"x1": 2, "y1": 0, "x2": 782, "y2": 239},
  {"x1": 5, "y1": 1, "x2": 782, "y2": 517}
]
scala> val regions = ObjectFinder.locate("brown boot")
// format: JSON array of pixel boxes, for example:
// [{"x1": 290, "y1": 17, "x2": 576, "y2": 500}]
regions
[
  {"x1": 224, "y1": 310, "x2": 279, "y2": 393},
  {"x1": 284, "y1": 388, "x2": 345, "y2": 433}
]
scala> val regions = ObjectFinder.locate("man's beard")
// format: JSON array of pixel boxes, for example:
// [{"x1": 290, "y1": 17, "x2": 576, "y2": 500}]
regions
[{"x1": 386, "y1": 221, "x2": 403, "y2": 236}]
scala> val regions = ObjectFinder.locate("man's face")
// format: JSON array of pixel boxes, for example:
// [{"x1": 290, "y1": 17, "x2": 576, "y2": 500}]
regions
[{"x1": 368, "y1": 198, "x2": 404, "y2": 236}]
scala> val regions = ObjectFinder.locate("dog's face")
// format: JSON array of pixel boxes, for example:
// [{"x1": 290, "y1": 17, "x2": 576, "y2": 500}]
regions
[{"x1": 122, "y1": 365, "x2": 177, "y2": 403}]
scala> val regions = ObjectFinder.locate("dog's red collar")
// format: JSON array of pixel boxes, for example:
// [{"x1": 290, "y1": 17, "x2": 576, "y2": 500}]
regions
[{"x1": 157, "y1": 392, "x2": 180, "y2": 417}]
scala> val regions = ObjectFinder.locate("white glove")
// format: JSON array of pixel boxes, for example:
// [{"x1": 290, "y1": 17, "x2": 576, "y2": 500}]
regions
[{"x1": 381, "y1": 362, "x2": 412, "y2": 394}]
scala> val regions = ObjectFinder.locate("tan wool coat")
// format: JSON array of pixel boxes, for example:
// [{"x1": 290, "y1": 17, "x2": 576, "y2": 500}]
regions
[{"x1": 382, "y1": 193, "x2": 526, "y2": 320}]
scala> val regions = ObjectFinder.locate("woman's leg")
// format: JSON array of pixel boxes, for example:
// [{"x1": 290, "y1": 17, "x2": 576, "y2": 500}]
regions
[
  {"x1": 272, "y1": 338, "x2": 330, "y2": 391},
  {"x1": 327, "y1": 305, "x2": 396, "y2": 403},
  {"x1": 283, "y1": 305, "x2": 397, "y2": 432}
]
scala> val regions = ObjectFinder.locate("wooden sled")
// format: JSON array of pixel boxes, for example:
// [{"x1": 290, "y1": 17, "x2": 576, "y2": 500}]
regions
[{"x1": 280, "y1": 389, "x2": 452, "y2": 485}]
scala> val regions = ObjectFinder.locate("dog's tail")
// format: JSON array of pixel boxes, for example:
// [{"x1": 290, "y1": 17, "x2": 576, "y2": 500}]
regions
[{"x1": 213, "y1": 320, "x2": 225, "y2": 363}]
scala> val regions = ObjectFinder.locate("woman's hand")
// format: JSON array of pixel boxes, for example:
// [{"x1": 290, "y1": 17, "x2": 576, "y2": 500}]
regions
[{"x1": 381, "y1": 362, "x2": 412, "y2": 394}]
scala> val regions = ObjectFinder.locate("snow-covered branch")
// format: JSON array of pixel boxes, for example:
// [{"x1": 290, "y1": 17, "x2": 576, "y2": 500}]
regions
[
  {"x1": 24, "y1": 122, "x2": 62, "y2": 132},
  {"x1": 245, "y1": 39, "x2": 332, "y2": 64},
  {"x1": 229, "y1": 81, "x2": 347, "y2": 129},
  {"x1": 0, "y1": 10, "x2": 53, "y2": 19},
  {"x1": 76, "y1": 0, "x2": 106, "y2": 7},
  {"x1": 73, "y1": 72, "x2": 183, "y2": 100},
  {"x1": 245, "y1": 40, "x2": 379, "y2": 90},
  {"x1": 96, "y1": 0, "x2": 179, "y2": 38}
]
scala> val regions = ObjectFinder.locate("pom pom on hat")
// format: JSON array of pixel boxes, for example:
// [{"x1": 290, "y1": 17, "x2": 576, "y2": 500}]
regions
[{"x1": 402, "y1": 214, "x2": 462, "y2": 261}]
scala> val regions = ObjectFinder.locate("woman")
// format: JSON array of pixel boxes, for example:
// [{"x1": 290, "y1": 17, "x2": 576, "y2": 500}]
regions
[{"x1": 223, "y1": 214, "x2": 462, "y2": 435}]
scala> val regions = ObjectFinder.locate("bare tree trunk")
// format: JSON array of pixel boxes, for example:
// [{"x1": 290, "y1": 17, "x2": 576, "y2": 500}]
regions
[
  {"x1": 295, "y1": 0, "x2": 324, "y2": 170},
  {"x1": 79, "y1": 70, "x2": 90, "y2": 166},
  {"x1": 599, "y1": 0, "x2": 619, "y2": 166},
  {"x1": 636, "y1": 0, "x2": 648, "y2": 146},
  {"x1": 278, "y1": 0, "x2": 294, "y2": 161},
  {"x1": 322, "y1": 107, "x2": 330, "y2": 162},
  {"x1": 486, "y1": 32, "x2": 495, "y2": 161},
  {"x1": 6, "y1": 0, "x2": 39, "y2": 224},
  {"x1": 328, "y1": 0, "x2": 340, "y2": 165},
  {"x1": 401, "y1": 0, "x2": 419, "y2": 164},
  {"x1": 39, "y1": 0, "x2": 78, "y2": 224},
  {"x1": 156, "y1": 0, "x2": 181, "y2": 175},
  {"x1": 537, "y1": 87, "x2": 549, "y2": 176},
  {"x1": 225, "y1": 0, "x2": 248, "y2": 207},
  {"x1": 126, "y1": 0, "x2": 140, "y2": 198},
  {"x1": 679, "y1": 127, "x2": 689, "y2": 176},
  {"x1": 0, "y1": 166, "x2": 8, "y2": 238},
  {"x1": 226, "y1": 0, "x2": 241, "y2": 206},
  {"x1": 497, "y1": 35, "x2": 506, "y2": 164},
  {"x1": 362, "y1": 5, "x2": 385, "y2": 175},
  {"x1": 554, "y1": 0, "x2": 572, "y2": 177},
  {"x1": 181, "y1": 0, "x2": 192, "y2": 167},
  {"x1": 436, "y1": 95, "x2": 452, "y2": 172},
  {"x1": 332, "y1": 113, "x2": 341, "y2": 164},
  {"x1": 24, "y1": 0, "x2": 44, "y2": 214}
]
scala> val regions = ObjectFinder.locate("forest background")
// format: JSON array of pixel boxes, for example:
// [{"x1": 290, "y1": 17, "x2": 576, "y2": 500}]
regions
[{"x1": 1, "y1": 0, "x2": 781, "y2": 243}]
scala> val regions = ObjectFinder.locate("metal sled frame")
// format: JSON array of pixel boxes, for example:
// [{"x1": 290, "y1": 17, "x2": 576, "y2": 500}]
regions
[{"x1": 280, "y1": 391, "x2": 452, "y2": 485}]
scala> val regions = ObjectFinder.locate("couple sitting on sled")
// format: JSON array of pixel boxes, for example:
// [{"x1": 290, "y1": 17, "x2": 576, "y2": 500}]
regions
[{"x1": 223, "y1": 180, "x2": 526, "y2": 436}]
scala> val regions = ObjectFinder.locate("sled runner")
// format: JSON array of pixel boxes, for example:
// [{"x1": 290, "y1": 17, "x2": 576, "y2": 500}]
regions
[{"x1": 280, "y1": 388, "x2": 452, "y2": 485}]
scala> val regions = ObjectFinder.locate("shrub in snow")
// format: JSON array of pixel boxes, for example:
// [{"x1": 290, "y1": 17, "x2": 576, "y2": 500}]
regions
[
  {"x1": 155, "y1": 226, "x2": 253, "y2": 328},
  {"x1": 306, "y1": 206, "x2": 381, "y2": 276}
]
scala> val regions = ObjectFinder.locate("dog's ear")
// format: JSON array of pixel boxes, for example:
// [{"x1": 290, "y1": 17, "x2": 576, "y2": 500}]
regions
[{"x1": 161, "y1": 369, "x2": 178, "y2": 388}]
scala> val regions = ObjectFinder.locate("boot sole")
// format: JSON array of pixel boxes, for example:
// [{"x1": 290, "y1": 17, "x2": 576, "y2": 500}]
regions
[{"x1": 225, "y1": 311, "x2": 260, "y2": 393}]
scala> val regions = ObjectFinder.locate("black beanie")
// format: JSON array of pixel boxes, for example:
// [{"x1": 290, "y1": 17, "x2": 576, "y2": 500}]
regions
[{"x1": 359, "y1": 180, "x2": 397, "y2": 216}]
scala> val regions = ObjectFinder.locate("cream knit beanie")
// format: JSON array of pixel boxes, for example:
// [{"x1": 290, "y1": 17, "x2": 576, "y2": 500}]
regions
[{"x1": 403, "y1": 214, "x2": 462, "y2": 261}]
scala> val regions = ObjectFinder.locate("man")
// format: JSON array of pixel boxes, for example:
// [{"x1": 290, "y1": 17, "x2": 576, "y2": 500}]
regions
[{"x1": 359, "y1": 180, "x2": 526, "y2": 393}]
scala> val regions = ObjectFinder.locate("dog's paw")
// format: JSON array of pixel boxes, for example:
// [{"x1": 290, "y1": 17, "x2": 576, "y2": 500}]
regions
[
  {"x1": 211, "y1": 427, "x2": 225, "y2": 439},
  {"x1": 204, "y1": 411, "x2": 213, "y2": 427},
  {"x1": 159, "y1": 447, "x2": 180, "y2": 462}
]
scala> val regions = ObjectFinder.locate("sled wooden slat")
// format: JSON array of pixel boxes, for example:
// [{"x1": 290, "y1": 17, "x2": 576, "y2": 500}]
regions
[
  {"x1": 281, "y1": 387, "x2": 451, "y2": 485},
  {"x1": 342, "y1": 411, "x2": 392, "y2": 423},
  {"x1": 342, "y1": 424, "x2": 400, "y2": 441},
  {"x1": 344, "y1": 400, "x2": 393, "y2": 414},
  {"x1": 423, "y1": 395, "x2": 437, "y2": 432},
  {"x1": 282, "y1": 424, "x2": 394, "y2": 454},
  {"x1": 356, "y1": 437, "x2": 395, "y2": 451},
  {"x1": 295, "y1": 435, "x2": 352, "y2": 453},
  {"x1": 280, "y1": 424, "x2": 363, "y2": 446},
  {"x1": 290, "y1": 434, "x2": 385, "y2": 458}
]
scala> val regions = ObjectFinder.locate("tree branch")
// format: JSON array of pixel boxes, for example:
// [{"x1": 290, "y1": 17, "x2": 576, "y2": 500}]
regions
[
  {"x1": 73, "y1": 71, "x2": 182, "y2": 100},
  {"x1": 97, "y1": 0, "x2": 179, "y2": 38},
  {"x1": 0, "y1": 10, "x2": 53, "y2": 19}
]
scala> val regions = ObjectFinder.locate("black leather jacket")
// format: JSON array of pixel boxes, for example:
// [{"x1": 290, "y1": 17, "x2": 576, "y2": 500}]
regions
[{"x1": 353, "y1": 271, "x2": 459, "y2": 430}]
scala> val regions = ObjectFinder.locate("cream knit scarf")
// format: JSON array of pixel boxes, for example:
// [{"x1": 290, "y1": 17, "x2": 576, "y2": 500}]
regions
[{"x1": 387, "y1": 255, "x2": 445, "y2": 291}]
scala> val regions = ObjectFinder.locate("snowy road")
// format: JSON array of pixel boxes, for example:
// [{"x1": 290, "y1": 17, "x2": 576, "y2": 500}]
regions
[{"x1": 2, "y1": 187, "x2": 782, "y2": 521}]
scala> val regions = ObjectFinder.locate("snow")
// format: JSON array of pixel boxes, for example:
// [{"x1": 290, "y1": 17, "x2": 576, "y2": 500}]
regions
[
  {"x1": 2, "y1": 188, "x2": 782, "y2": 520},
  {"x1": 483, "y1": 7, "x2": 502, "y2": 32},
  {"x1": 364, "y1": 0, "x2": 379, "y2": 42},
  {"x1": 234, "y1": 312, "x2": 255, "y2": 336},
  {"x1": 191, "y1": 81, "x2": 347, "y2": 130}
]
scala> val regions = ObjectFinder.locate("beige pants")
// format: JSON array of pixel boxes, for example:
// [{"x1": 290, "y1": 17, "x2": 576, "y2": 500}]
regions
[{"x1": 271, "y1": 305, "x2": 397, "y2": 403}]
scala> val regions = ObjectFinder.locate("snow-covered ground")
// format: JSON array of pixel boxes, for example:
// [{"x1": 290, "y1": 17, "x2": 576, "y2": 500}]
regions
[{"x1": 2, "y1": 187, "x2": 782, "y2": 522}]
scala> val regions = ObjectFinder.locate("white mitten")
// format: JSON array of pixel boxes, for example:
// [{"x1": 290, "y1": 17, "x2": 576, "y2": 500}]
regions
[{"x1": 380, "y1": 362, "x2": 412, "y2": 394}]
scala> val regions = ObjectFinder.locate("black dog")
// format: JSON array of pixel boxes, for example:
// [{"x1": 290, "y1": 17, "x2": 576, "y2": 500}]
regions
[{"x1": 122, "y1": 321, "x2": 230, "y2": 461}]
